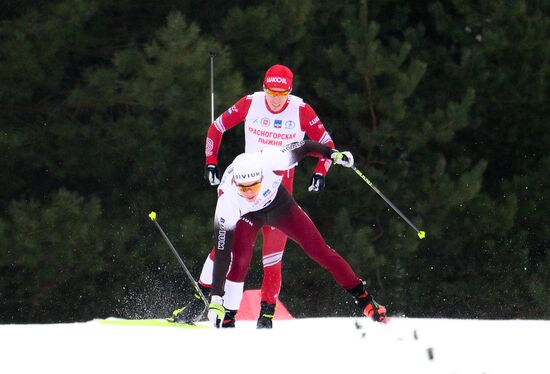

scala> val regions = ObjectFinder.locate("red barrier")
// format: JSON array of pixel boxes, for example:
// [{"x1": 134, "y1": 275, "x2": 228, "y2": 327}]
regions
[{"x1": 236, "y1": 289, "x2": 294, "y2": 320}]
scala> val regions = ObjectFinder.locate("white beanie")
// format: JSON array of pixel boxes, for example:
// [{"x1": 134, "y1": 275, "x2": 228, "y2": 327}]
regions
[{"x1": 232, "y1": 152, "x2": 262, "y2": 184}]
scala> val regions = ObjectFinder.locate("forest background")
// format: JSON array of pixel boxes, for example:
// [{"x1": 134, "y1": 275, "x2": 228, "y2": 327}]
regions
[{"x1": 1, "y1": 0, "x2": 549, "y2": 323}]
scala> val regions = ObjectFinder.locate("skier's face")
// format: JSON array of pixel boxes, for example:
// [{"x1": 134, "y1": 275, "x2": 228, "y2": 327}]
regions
[
  {"x1": 264, "y1": 87, "x2": 290, "y2": 112},
  {"x1": 236, "y1": 178, "x2": 263, "y2": 202}
]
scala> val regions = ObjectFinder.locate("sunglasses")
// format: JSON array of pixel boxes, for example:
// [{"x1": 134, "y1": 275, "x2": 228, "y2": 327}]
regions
[
  {"x1": 236, "y1": 181, "x2": 262, "y2": 194},
  {"x1": 264, "y1": 88, "x2": 290, "y2": 97}
]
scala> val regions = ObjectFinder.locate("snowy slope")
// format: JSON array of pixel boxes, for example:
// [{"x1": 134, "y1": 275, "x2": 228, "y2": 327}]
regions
[{"x1": 1, "y1": 317, "x2": 549, "y2": 374}]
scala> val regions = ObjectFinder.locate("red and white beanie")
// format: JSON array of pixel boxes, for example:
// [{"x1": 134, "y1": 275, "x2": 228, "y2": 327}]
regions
[{"x1": 263, "y1": 64, "x2": 293, "y2": 91}]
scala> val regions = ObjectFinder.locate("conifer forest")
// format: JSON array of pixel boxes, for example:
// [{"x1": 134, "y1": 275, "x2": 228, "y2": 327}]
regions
[{"x1": 1, "y1": 1, "x2": 549, "y2": 322}]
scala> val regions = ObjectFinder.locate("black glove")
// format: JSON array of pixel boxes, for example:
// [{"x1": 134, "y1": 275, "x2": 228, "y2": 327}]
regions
[
  {"x1": 308, "y1": 173, "x2": 325, "y2": 192},
  {"x1": 204, "y1": 164, "x2": 220, "y2": 186}
]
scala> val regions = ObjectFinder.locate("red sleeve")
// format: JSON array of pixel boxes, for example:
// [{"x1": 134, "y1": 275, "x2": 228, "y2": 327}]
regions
[
  {"x1": 205, "y1": 95, "x2": 252, "y2": 165},
  {"x1": 299, "y1": 103, "x2": 335, "y2": 176}
]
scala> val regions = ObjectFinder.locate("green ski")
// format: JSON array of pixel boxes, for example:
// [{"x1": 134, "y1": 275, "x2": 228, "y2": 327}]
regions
[{"x1": 96, "y1": 318, "x2": 208, "y2": 329}]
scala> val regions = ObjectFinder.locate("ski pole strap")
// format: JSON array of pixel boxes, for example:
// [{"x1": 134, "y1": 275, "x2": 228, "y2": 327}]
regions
[{"x1": 209, "y1": 303, "x2": 225, "y2": 319}]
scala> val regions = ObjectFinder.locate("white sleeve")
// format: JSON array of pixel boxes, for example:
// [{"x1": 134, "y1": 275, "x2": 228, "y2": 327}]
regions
[
  {"x1": 213, "y1": 190, "x2": 241, "y2": 232},
  {"x1": 217, "y1": 163, "x2": 233, "y2": 194},
  {"x1": 261, "y1": 146, "x2": 297, "y2": 172}
]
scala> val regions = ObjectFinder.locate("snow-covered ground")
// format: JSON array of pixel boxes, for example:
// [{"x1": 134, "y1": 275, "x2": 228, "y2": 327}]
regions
[{"x1": 2, "y1": 317, "x2": 549, "y2": 374}]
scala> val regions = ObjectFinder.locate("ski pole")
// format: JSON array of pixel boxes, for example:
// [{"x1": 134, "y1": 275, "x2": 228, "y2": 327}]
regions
[
  {"x1": 209, "y1": 51, "x2": 216, "y2": 123},
  {"x1": 148, "y1": 211, "x2": 209, "y2": 314},
  {"x1": 350, "y1": 166, "x2": 426, "y2": 239}
]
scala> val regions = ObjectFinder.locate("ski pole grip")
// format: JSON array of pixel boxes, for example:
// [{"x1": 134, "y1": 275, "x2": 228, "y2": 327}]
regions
[{"x1": 149, "y1": 211, "x2": 157, "y2": 221}]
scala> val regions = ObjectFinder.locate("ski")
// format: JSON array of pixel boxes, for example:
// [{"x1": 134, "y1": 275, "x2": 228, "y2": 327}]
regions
[{"x1": 96, "y1": 318, "x2": 209, "y2": 329}]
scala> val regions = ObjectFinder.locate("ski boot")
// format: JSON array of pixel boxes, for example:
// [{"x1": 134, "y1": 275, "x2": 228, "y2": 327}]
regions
[
  {"x1": 348, "y1": 280, "x2": 387, "y2": 323},
  {"x1": 222, "y1": 309, "x2": 237, "y2": 328},
  {"x1": 168, "y1": 283, "x2": 210, "y2": 323},
  {"x1": 256, "y1": 301, "x2": 276, "y2": 329}
]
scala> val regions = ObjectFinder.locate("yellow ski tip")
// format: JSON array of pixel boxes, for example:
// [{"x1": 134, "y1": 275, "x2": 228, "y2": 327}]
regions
[
  {"x1": 418, "y1": 230, "x2": 426, "y2": 239},
  {"x1": 148, "y1": 211, "x2": 157, "y2": 221}
]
